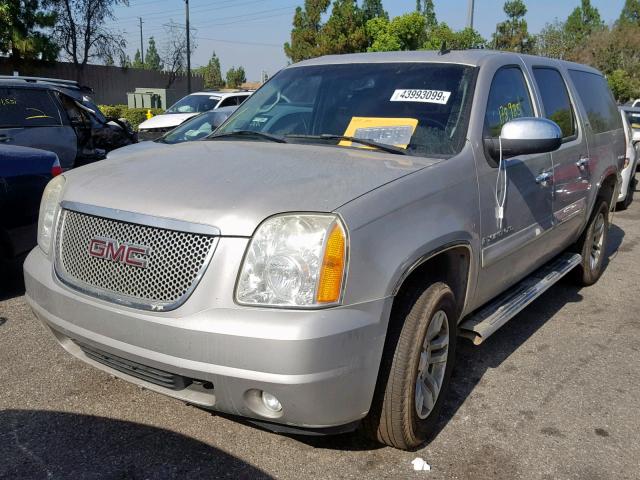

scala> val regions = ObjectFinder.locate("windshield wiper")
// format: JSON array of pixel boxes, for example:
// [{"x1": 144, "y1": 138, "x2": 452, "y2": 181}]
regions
[
  {"x1": 285, "y1": 134, "x2": 408, "y2": 156},
  {"x1": 208, "y1": 130, "x2": 287, "y2": 143}
]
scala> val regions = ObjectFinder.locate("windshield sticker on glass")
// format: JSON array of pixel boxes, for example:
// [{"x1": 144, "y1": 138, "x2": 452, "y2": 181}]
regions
[
  {"x1": 390, "y1": 89, "x2": 451, "y2": 105},
  {"x1": 498, "y1": 101, "x2": 524, "y2": 126},
  {"x1": 340, "y1": 117, "x2": 418, "y2": 149},
  {"x1": 25, "y1": 107, "x2": 53, "y2": 121},
  {"x1": 0, "y1": 97, "x2": 17, "y2": 107}
]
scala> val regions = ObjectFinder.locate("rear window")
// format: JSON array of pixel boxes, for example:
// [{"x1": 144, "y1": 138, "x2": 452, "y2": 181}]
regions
[
  {"x1": 0, "y1": 87, "x2": 62, "y2": 128},
  {"x1": 568, "y1": 70, "x2": 621, "y2": 134},
  {"x1": 533, "y1": 68, "x2": 576, "y2": 139}
]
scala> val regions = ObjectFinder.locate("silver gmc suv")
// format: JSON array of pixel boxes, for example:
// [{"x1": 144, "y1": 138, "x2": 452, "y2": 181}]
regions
[{"x1": 24, "y1": 50, "x2": 624, "y2": 450}]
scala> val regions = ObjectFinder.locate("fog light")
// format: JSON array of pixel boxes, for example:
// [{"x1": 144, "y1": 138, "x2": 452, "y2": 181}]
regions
[{"x1": 261, "y1": 391, "x2": 282, "y2": 412}]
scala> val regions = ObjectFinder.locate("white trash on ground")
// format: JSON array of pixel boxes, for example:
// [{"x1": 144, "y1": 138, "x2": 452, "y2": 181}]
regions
[{"x1": 411, "y1": 457, "x2": 431, "y2": 471}]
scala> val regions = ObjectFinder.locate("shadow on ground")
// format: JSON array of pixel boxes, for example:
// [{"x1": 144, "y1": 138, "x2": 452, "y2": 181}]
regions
[
  {"x1": 0, "y1": 254, "x2": 26, "y2": 302},
  {"x1": 0, "y1": 410, "x2": 273, "y2": 480}
]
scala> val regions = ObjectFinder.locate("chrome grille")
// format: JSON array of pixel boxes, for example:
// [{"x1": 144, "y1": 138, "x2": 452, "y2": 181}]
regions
[{"x1": 55, "y1": 209, "x2": 218, "y2": 311}]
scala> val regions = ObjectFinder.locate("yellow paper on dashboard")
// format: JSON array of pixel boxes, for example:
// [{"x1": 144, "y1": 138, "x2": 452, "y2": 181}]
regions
[{"x1": 340, "y1": 117, "x2": 419, "y2": 149}]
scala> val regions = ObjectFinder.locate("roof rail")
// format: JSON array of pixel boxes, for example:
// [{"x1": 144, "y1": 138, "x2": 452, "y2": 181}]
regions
[{"x1": 0, "y1": 75, "x2": 93, "y2": 93}]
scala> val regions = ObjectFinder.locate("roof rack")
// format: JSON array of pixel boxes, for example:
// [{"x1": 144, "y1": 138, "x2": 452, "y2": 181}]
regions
[{"x1": 0, "y1": 75, "x2": 93, "y2": 93}]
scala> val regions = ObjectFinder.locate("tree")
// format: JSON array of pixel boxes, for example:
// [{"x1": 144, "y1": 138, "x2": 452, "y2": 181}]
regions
[
  {"x1": 317, "y1": 0, "x2": 368, "y2": 55},
  {"x1": 202, "y1": 51, "x2": 223, "y2": 89},
  {"x1": 144, "y1": 36, "x2": 162, "y2": 70},
  {"x1": 367, "y1": 12, "x2": 425, "y2": 52},
  {"x1": 416, "y1": 0, "x2": 437, "y2": 29},
  {"x1": 536, "y1": 19, "x2": 571, "y2": 59},
  {"x1": 160, "y1": 20, "x2": 196, "y2": 88},
  {"x1": 0, "y1": 0, "x2": 59, "y2": 66},
  {"x1": 619, "y1": 0, "x2": 640, "y2": 26},
  {"x1": 361, "y1": 0, "x2": 387, "y2": 21},
  {"x1": 284, "y1": 0, "x2": 330, "y2": 62},
  {"x1": 131, "y1": 49, "x2": 144, "y2": 68},
  {"x1": 493, "y1": 0, "x2": 535, "y2": 53},
  {"x1": 608, "y1": 68, "x2": 640, "y2": 103},
  {"x1": 49, "y1": 0, "x2": 128, "y2": 76},
  {"x1": 564, "y1": 0, "x2": 603, "y2": 50},
  {"x1": 226, "y1": 66, "x2": 246, "y2": 88}
]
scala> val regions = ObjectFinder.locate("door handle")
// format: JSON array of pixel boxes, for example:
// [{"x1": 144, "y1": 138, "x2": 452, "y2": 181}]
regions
[
  {"x1": 576, "y1": 156, "x2": 590, "y2": 170},
  {"x1": 536, "y1": 171, "x2": 553, "y2": 186}
]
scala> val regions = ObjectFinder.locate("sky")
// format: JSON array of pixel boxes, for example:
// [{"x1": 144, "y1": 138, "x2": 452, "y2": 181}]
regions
[{"x1": 107, "y1": 0, "x2": 626, "y2": 82}]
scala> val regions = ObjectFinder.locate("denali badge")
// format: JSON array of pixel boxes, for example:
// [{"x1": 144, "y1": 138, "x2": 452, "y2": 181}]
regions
[{"x1": 88, "y1": 237, "x2": 150, "y2": 268}]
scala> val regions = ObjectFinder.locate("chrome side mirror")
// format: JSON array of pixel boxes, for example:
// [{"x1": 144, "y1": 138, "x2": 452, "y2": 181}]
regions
[{"x1": 486, "y1": 117, "x2": 562, "y2": 159}]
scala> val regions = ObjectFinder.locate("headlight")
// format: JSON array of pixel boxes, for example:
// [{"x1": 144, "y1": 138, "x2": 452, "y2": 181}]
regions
[
  {"x1": 37, "y1": 175, "x2": 65, "y2": 255},
  {"x1": 236, "y1": 213, "x2": 348, "y2": 307}
]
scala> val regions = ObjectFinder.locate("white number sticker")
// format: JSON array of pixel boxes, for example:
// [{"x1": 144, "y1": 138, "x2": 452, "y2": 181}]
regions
[{"x1": 390, "y1": 89, "x2": 451, "y2": 105}]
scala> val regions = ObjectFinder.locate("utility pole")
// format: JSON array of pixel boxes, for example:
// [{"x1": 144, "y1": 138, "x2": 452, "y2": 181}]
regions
[
  {"x1": 466, "y1": 0, "x2": 475, "y2": 30},
  {"x1": 138, "y1": 17, "x2": 144, "y2": 64},
  {"x1": 185, "y1": 0, "x2": 191, "y2": 93}
]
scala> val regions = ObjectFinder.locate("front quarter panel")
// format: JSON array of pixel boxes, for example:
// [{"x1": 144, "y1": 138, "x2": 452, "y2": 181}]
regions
[{"x1": 337, "y1": 146, "x2": 480, "y2": 316}]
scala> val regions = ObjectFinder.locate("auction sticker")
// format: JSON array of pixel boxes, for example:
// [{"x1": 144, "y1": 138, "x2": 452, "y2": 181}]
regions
[{"x1": 390, "y1": 89, "x2": 451, "y2": 105}]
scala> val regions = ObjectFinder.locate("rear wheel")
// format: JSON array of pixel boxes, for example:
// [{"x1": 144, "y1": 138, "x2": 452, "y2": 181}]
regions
[
  {"x1": 362, "y1": 282, "x2": 457, "y2": 450},
  {"x1": 573, "y1": 200, "x2": 609, "y2": 286}
]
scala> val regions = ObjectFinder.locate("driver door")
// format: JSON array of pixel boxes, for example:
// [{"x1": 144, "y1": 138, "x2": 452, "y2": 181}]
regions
[{"x1": 473, "y1": 66, "x2": 555, "y2": 305}]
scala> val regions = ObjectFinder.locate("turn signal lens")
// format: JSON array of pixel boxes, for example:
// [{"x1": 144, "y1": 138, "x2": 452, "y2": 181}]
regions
[{"x1": 316, "y1": 223, "x2": 346, "y2": 304}]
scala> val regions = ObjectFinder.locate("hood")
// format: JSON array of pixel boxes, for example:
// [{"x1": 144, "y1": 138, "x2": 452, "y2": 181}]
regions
[
  {"x1": 106, "y1": 141, "x2": 165, "y2": 159},
  {"x1": 62, "y1": 141, "x2": 440, "y2": 236},
  {"x1": 138, "y1": 113, "x2": 197, "y2": 130}
]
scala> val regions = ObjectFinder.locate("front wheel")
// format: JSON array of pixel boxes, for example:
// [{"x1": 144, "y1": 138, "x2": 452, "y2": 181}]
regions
[
  {"x1": 362, "y1": 282, "x2": 457, "y2": 450},
  {"x1": 573, "y1": 200, "x2": 610, "y2": 286}
]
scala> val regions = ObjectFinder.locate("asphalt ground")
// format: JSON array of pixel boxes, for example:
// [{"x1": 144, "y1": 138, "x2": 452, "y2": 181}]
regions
[{"x1": 1, "y1": 188, "x2": 639, "y2": 479}]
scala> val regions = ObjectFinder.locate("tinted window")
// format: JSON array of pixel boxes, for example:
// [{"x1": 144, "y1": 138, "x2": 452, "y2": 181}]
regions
[
  {"x1": 569, "y1": 70, "x2": 621, "y2": 134},
  {"x1": 165, "y1": 94, "x2": 219, "y2": 113},
  {"x1": 0, "y1": 87, "x2": 61, "y2": 128},
  {"x1": 218, "y1": 97, "x2": 237, "y2": 108},
  {"x1": 219, "y1": 63, "x2": 477, "y2": 157},
  {"x1": 485, "y1": 67, "x2": 534, "y2": 137},
  {"x1": 533, "y1": 68, "x2": 576, "y2": 139}
]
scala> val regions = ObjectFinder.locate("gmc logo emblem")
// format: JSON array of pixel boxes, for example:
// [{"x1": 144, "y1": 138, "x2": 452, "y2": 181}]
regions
[{"x1": 88, "y1": 237, "x2": 150, "y2": 268}]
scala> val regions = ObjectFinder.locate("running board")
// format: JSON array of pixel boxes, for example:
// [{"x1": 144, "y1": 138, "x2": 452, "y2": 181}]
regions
[{"x1": 459, "y1": 253, "x2": 582, "y2": 345}]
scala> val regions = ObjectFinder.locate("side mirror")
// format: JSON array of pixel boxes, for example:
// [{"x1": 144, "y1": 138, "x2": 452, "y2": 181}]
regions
[{"x1": 485, "y1": 117, "x2": 562, "y2": 159}]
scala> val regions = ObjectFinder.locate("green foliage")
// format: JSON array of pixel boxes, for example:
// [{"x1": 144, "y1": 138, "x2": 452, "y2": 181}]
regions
[
  {"x1": 536, "y1": 20, "x2": 571, "y2": 59},
  {"x1": 565, "y1": 0, "x2": 603, "y2": 49},
  {"x1": 608, "y1": 69, "x2": 640, "y2": 103},
  {"x1": 284, "y1": 0, "x2": 331, "y2": 62},
  {"x1": 317, "y1": 0, "x2": 368, "y2": 55},
  {"x1": 493, "y1": 0, "x2": 535, "y2": 53},
  {"x1": 226, "y1": 66, "x2": 247, "y2": 88},
  {"x1": 416, "y1": 0, "x2": 437, "y2": 29},
  {"x1": 0, "y1": 0, "x2": 59, "y2": 62},
  {"x1": 367, "y1": 12, "x2": 425, "y2": 52},
  {"x1": 619, "y1": 0, "x2": 640, "y2": 26},
  {"x1": 199, "y1": 51, "x2": 224, "y2": 89},
  {"x1": 98, "y1": 105, "x2": 165, "y2": 130},
  {"x1": 144, "y1": 37, "x2": 162, "y2": 71},
  {"x1": 361, "y1": 0, "x2": 387, "y2": 21},
  {"x1": 424, "y1": 24, "x2": 485, "y2": 50},
  {"x1": 132, "y1": 49, "x2": 144, "y2": 69}
]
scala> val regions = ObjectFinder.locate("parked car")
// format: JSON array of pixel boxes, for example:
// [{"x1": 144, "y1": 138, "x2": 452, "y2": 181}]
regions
[
  {"x1": 25, "y1": 50, "x2": 623, "y2": 450},
  {"x1": 1, "y1": 144, "x2": 60, "y2": 286},
  {"x1": 617, "y1": 108, "x2": 638, "y2": 210},
  {"x1": 137, "y1": 91, "x2": 252, "y2": 141},
  {"x1": 0, "y1": 76, "x2": 137, "y2": 169},
  {"x1": 107, "y1": 106, "x2": 237, "y2": 159}
]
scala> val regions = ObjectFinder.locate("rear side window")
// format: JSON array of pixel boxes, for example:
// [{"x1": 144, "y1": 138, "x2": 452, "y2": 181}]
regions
[
  {"x1": 0, "y1": 88, "x2": 61, "y2": 128},
  {"x1": 485, "y1": 67, "x2": 534, "y2": 137},
  {"x1": 568, "y1": 70, "x2": 621, "y2": 134},
  {"x1": 533, "y1": 68, "x2": 576, "y2": 139}
]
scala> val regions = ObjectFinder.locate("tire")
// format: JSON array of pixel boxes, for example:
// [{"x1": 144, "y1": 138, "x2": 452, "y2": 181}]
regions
[
  {"x1": 573, "y1": 200, "x2": 609, "y2": 286},
  {"x1": 362, "y1": 282, "x2": 457, "y2": 450}
]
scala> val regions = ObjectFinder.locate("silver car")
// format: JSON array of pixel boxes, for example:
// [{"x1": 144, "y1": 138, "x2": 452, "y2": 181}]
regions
[{"x1": 24, "y1": 51, "x2": 623, "y2": 450}]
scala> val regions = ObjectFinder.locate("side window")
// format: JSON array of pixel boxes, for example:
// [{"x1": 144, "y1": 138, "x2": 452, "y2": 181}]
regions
[
  {"x1": 533, "y1": 68, "x2": 576, "y2": 139},
  {"x1": 57, "y1": 93, "x2": 91, "y2": 126},
  {"x1": 569, "y1": 70, "x2": 621, "y2": 134},
  {"x1": 0, "y1": 88, "x2": 61, "y2": 128},
  {"x1": 237, "y1": 95, "x2": 249, "y2": 105},
  {"x1": 484, "y1": 67, "x2": 535, "y2": 137}
]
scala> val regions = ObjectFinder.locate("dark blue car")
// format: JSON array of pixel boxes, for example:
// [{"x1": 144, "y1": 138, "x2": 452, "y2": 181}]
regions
[{"x1": 1, "y1": 144, "x2": 60, "y2": 285}]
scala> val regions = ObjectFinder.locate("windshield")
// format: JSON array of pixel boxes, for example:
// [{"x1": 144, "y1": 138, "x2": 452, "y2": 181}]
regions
[
  {"x1": 166, "y1": 94, "x2": 220, "y2": 114},
  {"x1": 161, "y1": 110, "x2": 231, "y2": 144},
  {"x1": 217, "y1": 63, "x2": 476, "y2": 157}
]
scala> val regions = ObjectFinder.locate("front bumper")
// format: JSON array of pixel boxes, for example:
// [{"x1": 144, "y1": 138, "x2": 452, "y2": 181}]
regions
[{"x1": 24, "y1": 247, "x2": 391, "y2": 429}]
